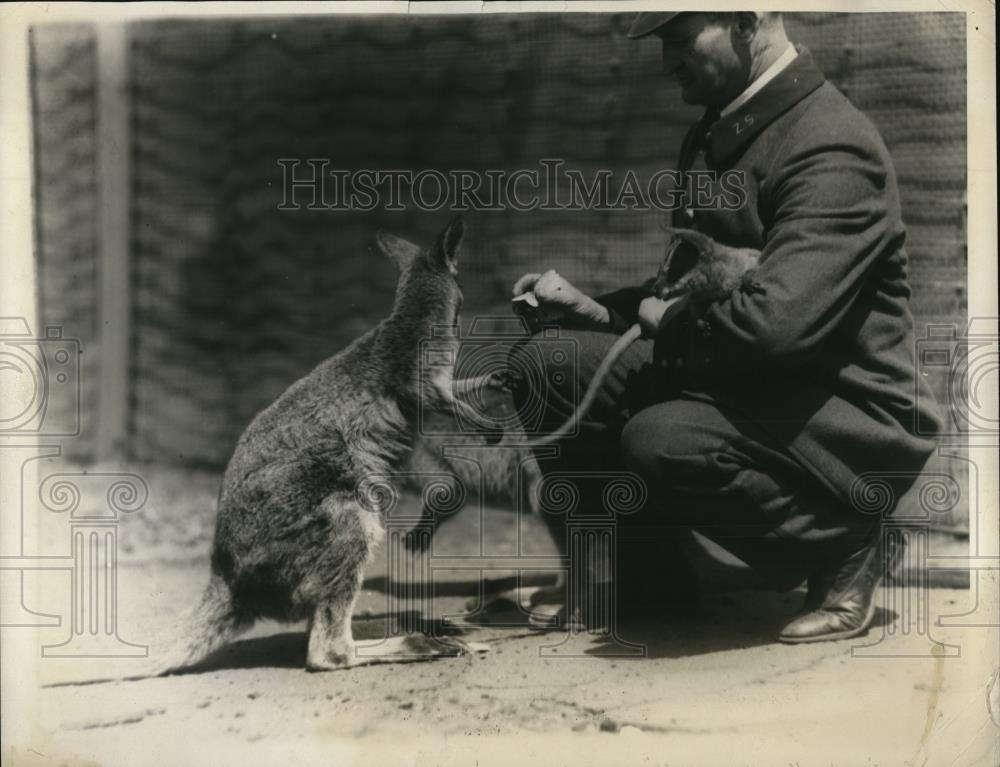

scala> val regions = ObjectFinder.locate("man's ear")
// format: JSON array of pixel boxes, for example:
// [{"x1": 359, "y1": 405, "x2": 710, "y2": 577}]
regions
[
  {"x1": 732, "y1": 12, "x2": 762, "y2": 43},
  {"x1": 375, "y1": 230, "x2": 421, "y2": 272},
  {"x1": 429, "y1": 215, "x2": 464, "y2": 276}
]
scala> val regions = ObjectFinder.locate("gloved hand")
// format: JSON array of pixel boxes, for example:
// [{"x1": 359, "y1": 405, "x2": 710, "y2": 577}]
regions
[
  {"x1": 511, "y1": 270, "x2": 610, "y2": 331},
  {"x1": 638, "y1": 294, "x2": 687, "y2": 338}
]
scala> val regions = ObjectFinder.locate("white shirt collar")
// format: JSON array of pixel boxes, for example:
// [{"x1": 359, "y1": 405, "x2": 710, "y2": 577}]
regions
[{"x1": 720, "y1": 43, "x2": 798, "y2": 118}]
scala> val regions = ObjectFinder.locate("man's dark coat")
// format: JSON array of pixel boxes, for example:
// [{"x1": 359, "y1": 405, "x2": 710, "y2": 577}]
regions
[{"x1": 598, "y1": 49, "x2": 943, "y2": 509}]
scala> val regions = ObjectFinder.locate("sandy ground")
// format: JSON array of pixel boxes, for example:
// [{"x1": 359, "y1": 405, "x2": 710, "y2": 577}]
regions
[{"x1": 5, "y1": 464, "x2": 999, "y2": 767}]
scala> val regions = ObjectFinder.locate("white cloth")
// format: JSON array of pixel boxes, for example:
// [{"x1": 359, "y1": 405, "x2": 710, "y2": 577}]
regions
[{"x1": 720, "y1": 43, "x2": 798, "y2": 118}]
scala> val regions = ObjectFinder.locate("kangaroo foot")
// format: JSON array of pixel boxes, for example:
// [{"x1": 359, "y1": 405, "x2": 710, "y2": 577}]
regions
[{"x1": 350, "y1": 634, "x2": 486, "y2": 667}]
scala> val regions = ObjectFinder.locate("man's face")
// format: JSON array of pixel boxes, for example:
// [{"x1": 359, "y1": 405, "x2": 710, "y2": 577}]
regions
[{"x1": 658, "y1": 14, "x2": 747, "y2": 108}]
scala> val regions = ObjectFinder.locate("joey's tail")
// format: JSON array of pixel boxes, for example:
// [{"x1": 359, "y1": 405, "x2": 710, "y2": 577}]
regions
[{"x1": 523, "y1": 323, "x2": 643, "y2": 447}]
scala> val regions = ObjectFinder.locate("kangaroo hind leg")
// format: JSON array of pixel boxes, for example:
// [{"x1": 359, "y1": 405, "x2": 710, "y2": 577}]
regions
[
  {"x1": 304, "y1": 493, "x2": 380, "y2": 672},
  {"x1": 306, "y1": 581, "x2": 363, "y2": 671},
  {"x1": 304, "y1": 493, "x2": 480, "y2": 671}
]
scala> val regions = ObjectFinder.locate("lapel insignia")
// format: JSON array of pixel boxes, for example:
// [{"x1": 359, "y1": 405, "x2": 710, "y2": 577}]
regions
[{"x1": 708, "y1": 48, "x2": 826, "y2": 166}]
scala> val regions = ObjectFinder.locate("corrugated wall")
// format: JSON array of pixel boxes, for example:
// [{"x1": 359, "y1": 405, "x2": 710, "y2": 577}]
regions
[
  {"x1": 33, "y1": 12, "x2": 968, "y2": 521},
  {"x1": 30, "y1": 24, "x2": 101, "y2": 460}
]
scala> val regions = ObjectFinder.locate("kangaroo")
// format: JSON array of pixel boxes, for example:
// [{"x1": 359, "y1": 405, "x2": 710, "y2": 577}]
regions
[
  {"x1": 520, "y1": 227, "x2": 762, "y2": 447},
  {"x1": 155, "y1": 216, "x2": 494, "y2": 674}
]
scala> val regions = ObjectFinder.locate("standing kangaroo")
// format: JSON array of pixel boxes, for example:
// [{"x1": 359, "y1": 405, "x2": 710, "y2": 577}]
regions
[{"x1": 162, "y1": 217, "x2": 485, "y2": 673}]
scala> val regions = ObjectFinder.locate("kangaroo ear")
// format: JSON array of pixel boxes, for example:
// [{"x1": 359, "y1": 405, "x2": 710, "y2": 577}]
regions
[
  {"x1": 429, "y1": 215, "x2": 464, "y2": 276},
  {"x1": 375, "y1": 230, "x2": 421, "y2": 271},
  {"x1": 660, "y1": 225, "x2": 712, "y2": 253},
  {"x1": 659, "y1": 234, "x2": 701, "y2": 290}
]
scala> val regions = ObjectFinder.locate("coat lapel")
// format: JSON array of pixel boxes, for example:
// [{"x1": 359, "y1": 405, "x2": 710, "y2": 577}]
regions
[{"x1": 706, "y1": 47, "x2": 826, "y2": 167}]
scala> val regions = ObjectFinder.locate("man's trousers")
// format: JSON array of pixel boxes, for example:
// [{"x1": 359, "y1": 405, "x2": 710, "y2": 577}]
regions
[{"x1": 509, "y1": 328, "x2": 877, "y2": 599}]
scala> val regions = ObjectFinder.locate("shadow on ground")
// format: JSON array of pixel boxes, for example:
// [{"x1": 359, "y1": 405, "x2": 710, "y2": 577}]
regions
[{"x1": 589, "y1": 604, "x2": 899, "y2": 659}]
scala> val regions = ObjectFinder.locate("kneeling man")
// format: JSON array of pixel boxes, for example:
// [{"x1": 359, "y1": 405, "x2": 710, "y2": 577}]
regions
[{"x1": 510, "y1": 12, "x2": 942, "y2": 642}]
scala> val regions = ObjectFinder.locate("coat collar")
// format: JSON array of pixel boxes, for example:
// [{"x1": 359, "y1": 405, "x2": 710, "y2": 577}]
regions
[{"x1": 706, "y1": 46, "x2": 826, "y2": 166}]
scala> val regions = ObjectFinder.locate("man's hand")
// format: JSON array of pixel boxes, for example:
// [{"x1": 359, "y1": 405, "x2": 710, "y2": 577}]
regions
[
  {"x1": 511, "y1": 270, "x2": 610, "y2": 331},
  {"x1": 638, "y1": 295, "x2": 686, "y2": 337}
]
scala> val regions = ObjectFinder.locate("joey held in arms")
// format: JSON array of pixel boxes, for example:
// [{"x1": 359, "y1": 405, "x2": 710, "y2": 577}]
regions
[{"x1": 515, "y1": 227, "x2": 761, "y2": 446}]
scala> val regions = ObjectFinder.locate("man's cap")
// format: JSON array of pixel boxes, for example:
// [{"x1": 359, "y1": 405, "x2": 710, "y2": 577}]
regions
[{"x1": 626, "y1": 12, "x2": 681, "y2": 40}]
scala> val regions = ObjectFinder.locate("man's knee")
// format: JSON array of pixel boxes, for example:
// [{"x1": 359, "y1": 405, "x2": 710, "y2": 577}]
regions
[{"x1": 620, "y1": 401, "x2": 727, "y2": 480}]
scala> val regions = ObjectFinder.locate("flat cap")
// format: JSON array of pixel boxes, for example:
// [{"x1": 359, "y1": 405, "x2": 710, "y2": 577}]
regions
[{"x1": 626, "y1": 12, "x2": 681, "y2": 39}]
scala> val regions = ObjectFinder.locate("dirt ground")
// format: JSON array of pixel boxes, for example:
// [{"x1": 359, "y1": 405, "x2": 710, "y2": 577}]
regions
[{"x1": 6, "y1": 463, "x2": 999, "y2": 767}]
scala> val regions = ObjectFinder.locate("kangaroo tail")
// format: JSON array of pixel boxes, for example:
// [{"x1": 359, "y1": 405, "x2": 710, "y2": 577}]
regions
[
  {"x1": 149, "y1": 574, "x2": 247, "y2": 678},
  {"x1": 42, "y1": 575, "x2": 249, "y2": 688},
  {"x1": 524, "y1": 322, "x2": 643, "y2": 448}
]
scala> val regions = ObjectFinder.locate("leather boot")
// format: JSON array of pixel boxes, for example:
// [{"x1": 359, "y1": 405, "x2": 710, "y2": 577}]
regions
[
  {"x1": 800, "y1": 532, "x2": 904, "y2": 614},
  {"x1": 778, "y1": 529, "x2": 892, "y2": 644}
]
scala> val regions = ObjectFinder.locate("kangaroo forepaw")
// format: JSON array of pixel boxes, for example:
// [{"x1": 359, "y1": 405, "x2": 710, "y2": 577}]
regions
[
  {"x1": 488, "y1": 369, "x2": 521, "y2": 393},
  {"x1": 482, "y1": 429, "x2": 505, "y2": 445}
]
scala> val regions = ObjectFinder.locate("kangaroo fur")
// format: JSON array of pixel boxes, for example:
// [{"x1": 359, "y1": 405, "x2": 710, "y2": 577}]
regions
[{"x1": 152, "y1": 216, "x2": 522, "y2": 675}]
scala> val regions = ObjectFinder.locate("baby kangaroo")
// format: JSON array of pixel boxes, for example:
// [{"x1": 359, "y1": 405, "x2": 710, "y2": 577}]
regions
[
  {"x1": 522, "y1": 227, "x2": 761, "y2": 447},
  {"x1": 161, "y1": 217, "x2": 482, "y2": 674}
]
